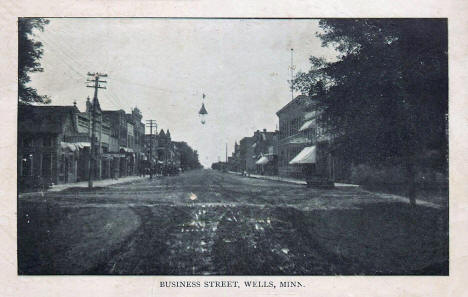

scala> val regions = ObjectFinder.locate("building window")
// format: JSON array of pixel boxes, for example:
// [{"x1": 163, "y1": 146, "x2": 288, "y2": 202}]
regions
[{"x1": 21, "y1": 154, "x2": 33, "y2": 176}]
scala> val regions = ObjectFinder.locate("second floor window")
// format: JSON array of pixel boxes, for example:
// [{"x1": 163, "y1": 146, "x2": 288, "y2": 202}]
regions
[{"x1": 21, "y1": 154, "x2": 33, "y2": 176}]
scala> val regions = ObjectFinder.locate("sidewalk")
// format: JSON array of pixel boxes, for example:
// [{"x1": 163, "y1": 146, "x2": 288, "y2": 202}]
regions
[
  {"x1": 19, "y1": 176, "x2": 145, "y2": 198},
  {"x1": 227, "y1": 171, "x2": 442, "y2": 208},
  {"x1": 227, "y1": 171, "x2": 360, "y2": 188}
]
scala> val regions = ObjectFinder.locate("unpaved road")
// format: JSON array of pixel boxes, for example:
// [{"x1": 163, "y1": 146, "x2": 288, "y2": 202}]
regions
[{"x1": 18, "y1": 169, "x2": 448, "y2": 275}]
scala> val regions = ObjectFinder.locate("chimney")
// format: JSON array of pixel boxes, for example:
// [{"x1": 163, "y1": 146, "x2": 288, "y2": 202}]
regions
[{"x1": 86, "y1": 96, "x2": 92, "y2": 113}]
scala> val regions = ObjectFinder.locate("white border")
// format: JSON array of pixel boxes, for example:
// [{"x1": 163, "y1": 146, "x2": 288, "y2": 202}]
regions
[{"x1": 1, "y1": 1, "x2": 467, "y2": 296}]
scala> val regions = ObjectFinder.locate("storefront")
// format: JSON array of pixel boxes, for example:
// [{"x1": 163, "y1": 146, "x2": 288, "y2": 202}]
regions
[
  {"x1": 255, "y1": 154, "x2": 278, "y2": 176},
  {"x1": 289, "y1": 145, "x2": 334, "y2": 188},
  {"x1": 59, "y1": 142, "x2": 80, "y2": 184}
]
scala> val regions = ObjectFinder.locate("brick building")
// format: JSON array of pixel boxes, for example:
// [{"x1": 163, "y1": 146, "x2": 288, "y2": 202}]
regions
[
  {"x1": 276, "y1": 94, "x2": 350, "y2": 183},
  {"x1": 156, "y1": 129, "x2": 176, "y2": 165},
  {"x1": 102, "y1": 107, "x2": 144, "y2": 177},
  {"x1": 276, "y1": 95, "x2": 316, "y2": 178},
  {"x1": 252, "y1": 129, "x2": 279, "y2": 175},
  {"x1": 227, "y1": 142, "x2": 240, "y2": 172},
  {"x1": 239, "y1": 136, "x2": 255, "y2": 173},
  {"x1": 143, "y1": 129, "x2": 179, "y2": 170}
]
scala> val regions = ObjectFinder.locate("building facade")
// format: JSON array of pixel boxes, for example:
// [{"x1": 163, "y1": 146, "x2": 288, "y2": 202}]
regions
[
  {"x1": 239, "y1": 136, "x2": 255, "y2": 173},
  {"x1": 276, "y1": 95, "x2": 316, "y2": 178},
  {"x1": 18, "y1": 98, "x2": 149, "y2": 191},
  {"x1": 18, "y1": 105, "x2": 81, "y2": 189},
  {"x1": 276, "y1": 94, "x2": 350, "y2": 183},
  {"x1": 252, "y1": 129, "x2": 278, "y2": 175}
]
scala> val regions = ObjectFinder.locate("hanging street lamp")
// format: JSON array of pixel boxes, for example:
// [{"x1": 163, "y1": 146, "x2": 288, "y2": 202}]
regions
[
  {"x1": 199, "y1": 103, "x2": 208, "y2": 124},
  {"x1": 198, "y1": 93, "x2": 208, "y2": 125}
]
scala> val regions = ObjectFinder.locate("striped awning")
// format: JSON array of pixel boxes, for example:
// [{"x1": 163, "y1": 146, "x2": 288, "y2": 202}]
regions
[
  {"x1": 256, "y1": 156, "x2": 269, "y2": 165},
  {"x1": 120, "y1": 147, "x2": 134, "y2": 153},
  {"x1": 299, "y1": 120, "x2": 315, "y2": 131},
  {"x1": 74, "y1": 142, "x2": 91, "y2": 149},
  {"x1": 289, "y1": 146, "x2": 317, "y2": 164},
  {"x1": 304, "y1": 111, "x2": 316, "y2": 120},
  {"x1": 288, "y1": 137, "x2": 309, "y2": 144},
  {"x1": 60, "y1": 142, "x2": 77, "y2": 152},
  {"x1": 101, "y1": 154, "x2": 115, "y2": 160}
]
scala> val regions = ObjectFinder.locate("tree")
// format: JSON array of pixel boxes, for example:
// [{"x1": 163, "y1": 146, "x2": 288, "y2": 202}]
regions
[
  {"x1": 175, "y1": 142, "x2": 202, "y2": 170},
  {"x1": 18, "y1": 18, "x2": 50, "y2": 104},
  {"x1": 294, "y1": 19, "x2": 448, "y2": 205}
]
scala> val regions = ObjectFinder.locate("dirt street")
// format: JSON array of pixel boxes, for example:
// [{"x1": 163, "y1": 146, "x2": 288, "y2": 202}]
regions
[{"x1": 18, "y1": 169, "x2": 448, "y2": 275}]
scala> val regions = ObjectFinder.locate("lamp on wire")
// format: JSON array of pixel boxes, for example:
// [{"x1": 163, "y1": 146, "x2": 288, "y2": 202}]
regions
[{"x1": 198, "y1": 93, "x2": 208, "y2": 125}]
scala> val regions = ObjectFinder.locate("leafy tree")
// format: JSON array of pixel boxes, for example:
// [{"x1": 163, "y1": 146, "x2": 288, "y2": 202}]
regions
[
  {"x1": 175, "y1": 142, "x2": 202, "y2": 170},
  {"x1": 18, "y1": 18, "x2": 50, "y2": 104},
  {"x1": 294, "y1": 19, "x2": 448, "y2": 205}
]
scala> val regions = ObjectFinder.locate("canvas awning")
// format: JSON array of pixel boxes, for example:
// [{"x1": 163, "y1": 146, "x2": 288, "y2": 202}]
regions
[
  {"x1": 299, "y1": 120, "x2": 315, "y2": 131},
  {"x1": 60, "y1": 142, "x2": 77, "y2": 152},
  {"x1": 74, "y1": 142, "x2": 91, "y2": 149},
  {"x1": 120, "y1": 147, "x2": 134, "y2": 153},
  {"x1": 304, "y1": 111, "x2": 315, "y2": 120},
  {"x1": 101, "y1": 154, "x2": 114, "y2": 160},
  {"x1": 256, "y1": 156, "x2": 269, "y2": 165},
  {"x1": 288, "y1": 137, "x2": 309, "y2": 144},
  {"x1": 289, "y1": 146, "x2": 317, "y2": 164}
]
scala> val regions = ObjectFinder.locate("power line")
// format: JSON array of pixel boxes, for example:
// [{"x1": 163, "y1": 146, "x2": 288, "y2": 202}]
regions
[
  {"x1": 40, "y1": 36, "x2": 124, "y2": 110},
  {"x1": 40, "y1": 38, "x2": 89, "y2": 80}
]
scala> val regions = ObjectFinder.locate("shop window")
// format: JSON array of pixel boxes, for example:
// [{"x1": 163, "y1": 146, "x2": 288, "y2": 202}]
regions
[{"x1": 21, "y1": 154, "x2": 33, "y2": 176}]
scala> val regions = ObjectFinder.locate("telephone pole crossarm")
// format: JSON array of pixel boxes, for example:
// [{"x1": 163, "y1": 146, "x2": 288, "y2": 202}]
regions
[
  {"x1": 146, "y1": 120, "x2": 157, "y2": 179},
  {"x1": 86, "y1": 72, "x2": 108, "y2": 188}
]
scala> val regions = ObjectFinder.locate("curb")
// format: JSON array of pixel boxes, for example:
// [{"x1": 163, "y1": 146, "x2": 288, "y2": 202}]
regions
[
  {"x1": 227, "y1": 171, "x2": 360, "y2": 188},
  {"x1": 18, "y1": 176, "x2": 145, "y2": 198}
]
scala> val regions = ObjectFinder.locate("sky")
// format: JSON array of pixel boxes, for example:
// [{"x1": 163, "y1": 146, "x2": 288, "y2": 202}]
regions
[{"x1": 29, "y1": 18, "x2": 337, "y2": 167}]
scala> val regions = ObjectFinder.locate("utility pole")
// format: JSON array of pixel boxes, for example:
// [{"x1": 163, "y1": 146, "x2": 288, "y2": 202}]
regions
[
  {"x1": 86, "y1": 72, "x2": 107, "y2": 188},
  {"x1": 276, "y1": 125, "x2": 281, "y2": 180},
  {"x1": 289, "y1": 48, "x2": 295, "y2": 101},
  {"x1": 145, "y1": 120, "x2": 157, "y2": 179},
  {"x1": 225, "y1": 142, "x2": 228, "y2": 172}
]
